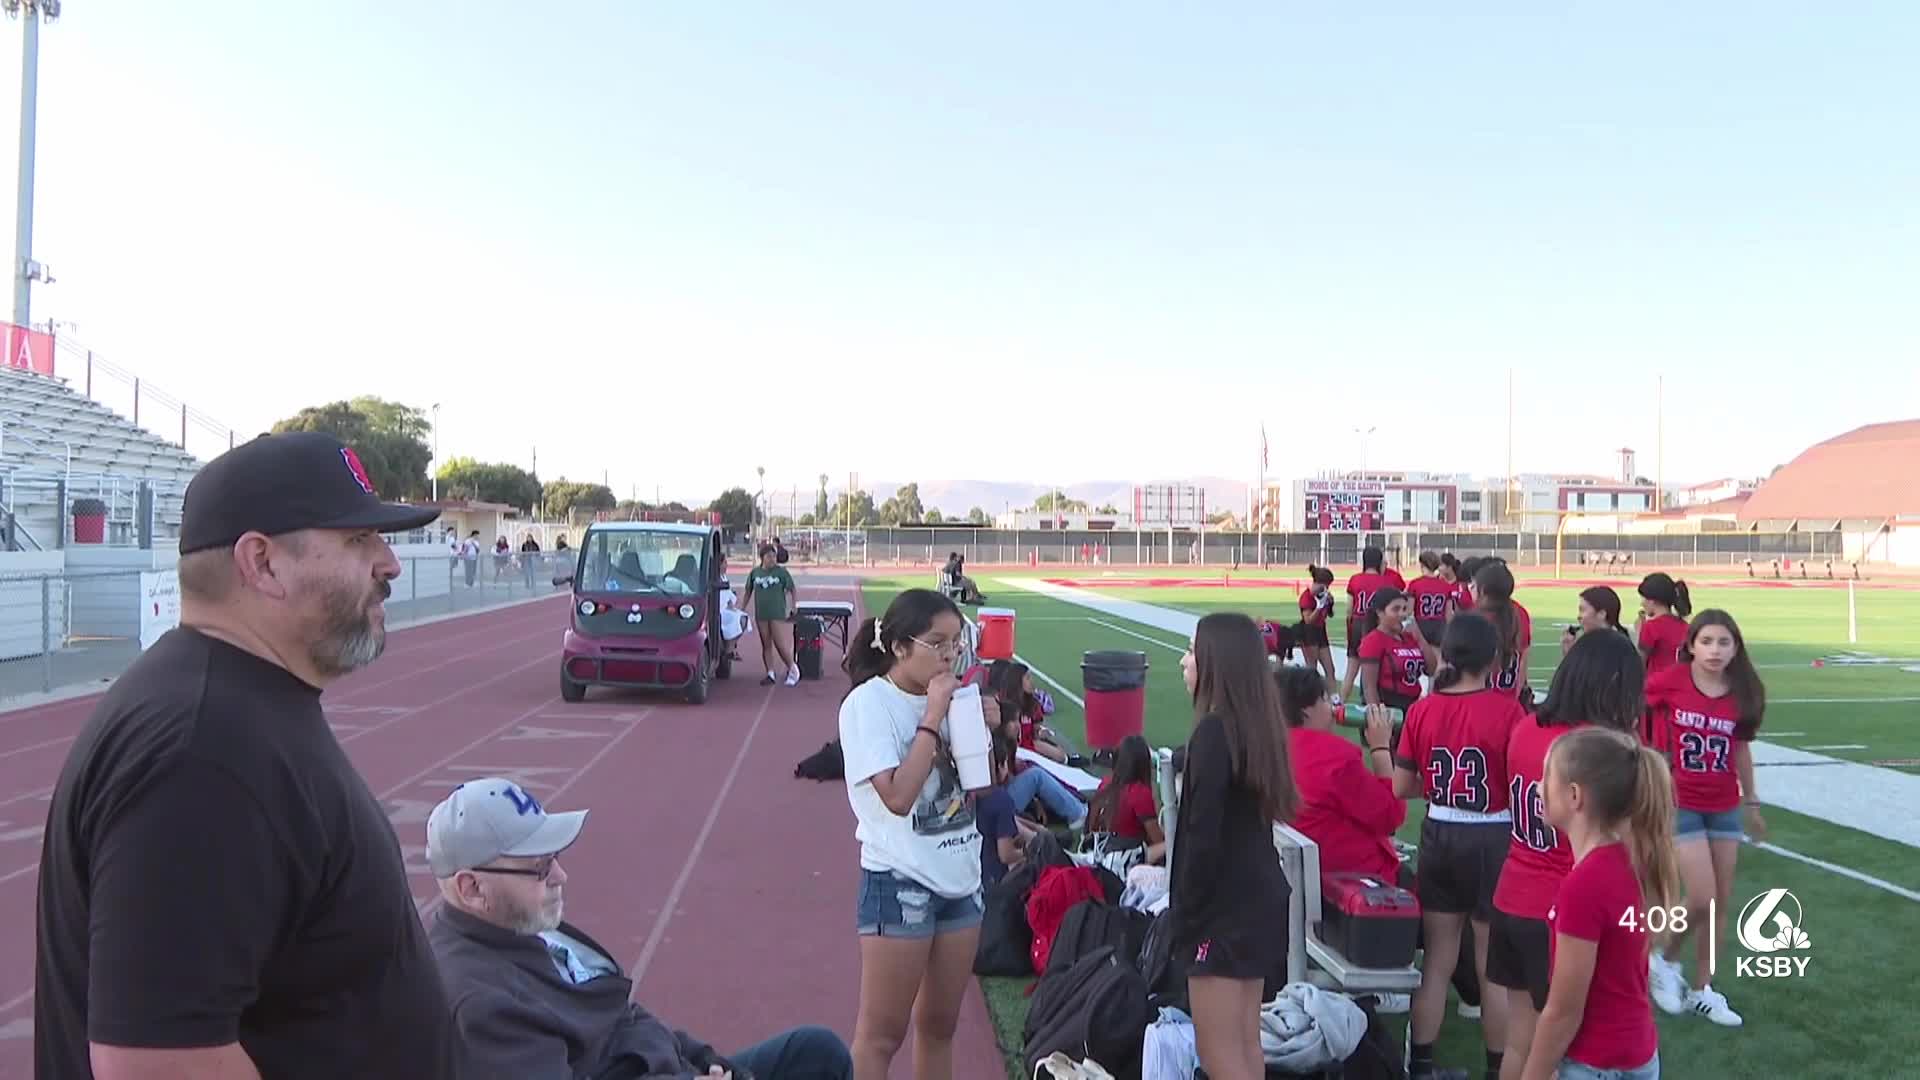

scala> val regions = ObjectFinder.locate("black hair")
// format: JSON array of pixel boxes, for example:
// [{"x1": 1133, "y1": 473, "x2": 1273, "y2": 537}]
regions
[
  {"x1": 987, "y1": 659, "x2": 1033, "y2": 731},
  {"x1": 1419, "y1": 550, "x2": 1441, "y2": 573},
  {"x1": 1361, "y1": 546, "x2": 1384, "y2": 572},
  {"x1": 1536, "y1": 627, "x2": 1645, "y2": 731},
  {"x1": 843, "y1": 588, "x2": 964, "y2": 692},
  {"x1": 1473, "y1": 560, "x2": 1522, "y2": 676},
  {"x1": 1638, "y1": 572, "x2": 1693, "y2": 618},
  {"x1": 1440, "y1": 553, "x2": 1463, "y2": 580},
  {"x1": 1433, "y1": 611, "x2": 1500, "y2": 691},
  {"x1": 1274, "y1": 665, "x2": 1326, "y2": 728},
  {"x1": 1361, "y1": 585, "x2": 1407, "y2": 638},
  {"x1": 1308, "y1": 564, "x2": 1335, "y2": 586},
  {"x1": 1579, "y1": 585, "x2": 1630, "y2": 634},
  {"x1": 1086, "y1": 734, "x2": 1154, "y2": 832},
  {"x1": 1681, "y1": 610, "x2": 1766, "y2": 738}
]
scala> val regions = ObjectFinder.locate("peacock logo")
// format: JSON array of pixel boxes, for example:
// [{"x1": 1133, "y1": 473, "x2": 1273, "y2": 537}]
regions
[{"x1": 1734, "y1": 888, "x2": 1812, "y2": 979}]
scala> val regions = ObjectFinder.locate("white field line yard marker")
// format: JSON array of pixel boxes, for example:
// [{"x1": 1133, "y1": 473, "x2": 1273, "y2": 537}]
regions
[
  {"x1": 1012, "y1": 653, "x2": 1085, "y2": 709},
  {"x1": 1772, "y1": 697, "x2": 1920, "y2": 705},
  {"x1": 1750, "y1": 841, "x2": 1920, "y2": 903},
  {"x1": 1803, "y1": 744, "x2": 1868, "y2": 751},
  {"x1": 1086, "y1": 617, "x2": 1188, "y2": 654}
]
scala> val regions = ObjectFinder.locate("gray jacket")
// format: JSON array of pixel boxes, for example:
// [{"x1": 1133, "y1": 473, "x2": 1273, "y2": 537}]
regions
[{"x1": 428, "y1": 905, "x2": 740, "y2": 1080}]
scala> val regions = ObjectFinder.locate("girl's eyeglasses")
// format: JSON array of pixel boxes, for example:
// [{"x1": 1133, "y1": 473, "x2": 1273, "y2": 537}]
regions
[{"x1": 909, "y1": 635, "x2": 962, "y2": 657}]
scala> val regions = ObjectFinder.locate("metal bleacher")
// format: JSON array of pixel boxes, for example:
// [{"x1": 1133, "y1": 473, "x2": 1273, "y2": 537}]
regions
[
  {"x1": 1153, "y1": 747, "x2": 1422, "y2": 996},
  {"x1": 0, "y1": 365, "x2": 203, "y2": 549}
]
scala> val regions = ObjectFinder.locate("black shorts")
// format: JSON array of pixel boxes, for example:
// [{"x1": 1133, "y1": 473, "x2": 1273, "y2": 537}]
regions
[
  {"x1": 1486, "y1": 908, "x2": 1552, "y2": 1010},
  {"x1": 1183, "y1": 884, "x2": 1290, "y2": 984},
  {"x1": 1298, "y1": 621, "x2": 1331, "y2": 649},
  {"x1": 1346, "y1": 618, "x2": 1363, "y2": 656},
  {"x1": 1415, "y1": 818, "x2": 1508, "y2": 919}
]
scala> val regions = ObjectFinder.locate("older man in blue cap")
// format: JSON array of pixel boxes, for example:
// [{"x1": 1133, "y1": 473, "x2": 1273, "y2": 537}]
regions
[{"x1": 426, "y1": 777, "x2": 852, "y2": 1079}]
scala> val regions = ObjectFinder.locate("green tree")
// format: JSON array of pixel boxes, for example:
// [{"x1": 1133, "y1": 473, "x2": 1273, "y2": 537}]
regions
[
  {"x1": 830, "y1": 489, "x2": 880, "y2": 526},
  {"x1": 1033, "y1": 491, "x2": 1088, "y2": 513},
  {"x1": 710, "y1": 487, "x2": 756, "y2": 530},
  {"x1": 925, "y1": 508, "x2": 944, "y2": 524},
  {"x1": 879, "y1": 483, "x2": 925, "y2": 525},
  {"x1": 815, "y1": 474, "x2": 830, "y2": 521},
  {"x1": 271, "y1": 397, "x2": 432, "y2": 499},
  {"x1": 436, "y1": 456, "x2": 542, "y2": 511},
  {"x1": 542, "y1": 479, "x2": 616, "y2": 519},
  {"x1": 967, "y1": 506, "x2": 989, "y2": 525}
]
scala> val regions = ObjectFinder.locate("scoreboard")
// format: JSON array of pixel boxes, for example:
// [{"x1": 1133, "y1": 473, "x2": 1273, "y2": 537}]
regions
[
  {"x1": 1132, "y1": 483, "x2": 1206, "y2": 527},
  {"x1": 1304, "y1": 481, "x2": 1384, "y2": 531}
]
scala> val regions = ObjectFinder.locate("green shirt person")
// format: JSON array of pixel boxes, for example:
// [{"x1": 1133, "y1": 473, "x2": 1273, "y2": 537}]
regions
[{"x1": 747, "y1": 544, "x2": 800, "y2": 685}]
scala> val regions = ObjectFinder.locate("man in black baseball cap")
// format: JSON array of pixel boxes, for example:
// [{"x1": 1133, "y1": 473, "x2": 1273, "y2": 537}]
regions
[{"x1": 34, "y1": 430, "x2": 458, "y2": 1079}]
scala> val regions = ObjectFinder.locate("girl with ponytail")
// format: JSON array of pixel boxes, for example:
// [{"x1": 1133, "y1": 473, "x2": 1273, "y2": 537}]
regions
[
  {"x1": 1473, "y1": 561, "x2": 1532, "y2": 703},
  {"x1": 1522, "y1": 728, "x2": 1677, "y2": 1080},
  {"x1": 1392, "y1": 613, "x2": 1524, "y2": 1080},
  {"x1": 1634, "y1": 572, "x2": 1693, "y2": 678},
  {"x1": 837, "y1": 588, "x2": 992, "y2": 1079}
]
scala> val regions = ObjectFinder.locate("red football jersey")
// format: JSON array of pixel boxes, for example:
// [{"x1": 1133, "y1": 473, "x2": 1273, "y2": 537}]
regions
[
  {"x1": 1299, "y1": 587, "x2": 1333, "y2": 625},
  {"x1": 1646, "y1": 664, "x2": 1751, "y2": 812},
  {"x1": 1345, "y1": 571, "x2": 1391, "y2": 624},
  {"x1": 1481, "y1": 601, "x2": 1533, "y2": 698},
  {"x1": 1394, "y1": 688, "x2": 1525, "y2": 814},
  {"x1": 1358, "y1": 628, "x2": 1427, "y2": 702},
  {"x1": 1406, "y1": 576, "x2": 1455, "y2": 624},
  {"x1": 1383, "y1": 568, "x2": 1408, "y2": 590},
  {"x1": 1639, "y1": 613, "x2": 1689, "y2": 679},
  {"x1": 1493, "y1": 718, "x2": 1584, "y2": 919}
]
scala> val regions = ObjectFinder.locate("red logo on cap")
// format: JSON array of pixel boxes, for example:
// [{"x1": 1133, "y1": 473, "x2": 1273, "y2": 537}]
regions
[{"x1": 340, "y1": 448, "x2": 376, "y2": 495}]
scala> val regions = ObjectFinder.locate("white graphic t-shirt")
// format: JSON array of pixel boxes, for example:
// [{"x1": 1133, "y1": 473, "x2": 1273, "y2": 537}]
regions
[{"x1": 838, "y1": 675, "x2": 982, "y2": 899}]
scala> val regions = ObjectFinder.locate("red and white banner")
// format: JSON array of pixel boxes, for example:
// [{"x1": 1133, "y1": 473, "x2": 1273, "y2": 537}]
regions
[{"x1": 2, "y1": 323, "x2": 53, "y2": 377}]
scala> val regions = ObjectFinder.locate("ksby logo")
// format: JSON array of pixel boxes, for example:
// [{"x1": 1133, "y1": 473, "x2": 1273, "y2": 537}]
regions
[{"x1": 1734, "y1": 887, "x2": 1812, "y2": 979}]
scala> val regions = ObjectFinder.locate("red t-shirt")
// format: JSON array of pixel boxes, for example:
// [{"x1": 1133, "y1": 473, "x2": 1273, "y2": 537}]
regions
[
  {"x1": 1287, "y1": 727, "x2": 1405, "y2": 881},
  {"x1": 1345, "y1": 572, "x2": 1390, "y2": 625},
  {"x1": 1645, "y1": 664, "x2": 1750, "y2": 812},
  {"x1": 1094, "y1": 778, "x2": 1158, "y2": 840},
  {"x1": 1453, "y1": 581, "x2": 1474, "y2": 613},
  {"x1": 1394, "y1": 688, "x2": 1524, "y2": 814},
  {"x1": 1493, "y1": 718, "x2": 1583, "y2": 919},
  {"x1": 1358, "y1": 628, "x2": 1426, "y2": 702},
  {"x1": 1406, "y1": 576, "x2": 1454, "y2": 624},
  {"x1": 1639, "y1": 613, "x2": 1689, "y2": 679},
  {"x1": 1548, "y1": 843, "x2": 1659, "y2": 1071},
  {"x1": 1298, "y1": 588, "x2": 1333, "y2": 625},
  {"x1": 1383, "y1": 568, "x2": 1407, "y2": 590},
  {"x1": 1481, "y1": 601, "x2": 1533, "y2": 698}
]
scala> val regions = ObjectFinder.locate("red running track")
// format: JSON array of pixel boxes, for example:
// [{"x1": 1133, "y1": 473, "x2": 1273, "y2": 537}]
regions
[{"x1": 0, "y1": 583, "x2": 1003, "y2": 1079}]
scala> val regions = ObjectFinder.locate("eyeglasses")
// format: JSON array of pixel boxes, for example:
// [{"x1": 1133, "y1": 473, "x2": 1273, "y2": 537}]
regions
[
  {"x1": 472, "y1": 856, "x2": 559, "y2": 882},
  {"x1": 909, "y1": 635, "x2": 962, "y2": 657}
]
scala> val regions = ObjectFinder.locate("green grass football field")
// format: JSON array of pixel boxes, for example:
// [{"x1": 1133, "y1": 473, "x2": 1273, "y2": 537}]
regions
[{"x1": 859, "y1": 570, "x2": 1920, "y2": 1079}]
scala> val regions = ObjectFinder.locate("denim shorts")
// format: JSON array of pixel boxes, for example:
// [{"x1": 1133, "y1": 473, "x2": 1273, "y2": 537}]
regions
[
  {"x1": 1558, "y1": 1050, "x2": 1659, "y2": 1079},
  {"x1": 856, "y1": 869, "x2": 983, "y2": 939},
  {"x1": 1675, "y1": 806, "x2": 1745, "y2": 840}
]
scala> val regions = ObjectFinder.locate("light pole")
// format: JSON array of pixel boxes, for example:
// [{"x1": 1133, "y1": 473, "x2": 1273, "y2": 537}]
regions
[
  {"x1": 430, "y1": 403, "x2": 441, "y2": 501},
  {"x1": 7, "y1": 0, "x2": 59, "y2": 330},
  {"x1": 1351, "y1": 426, "x2": 1376, "y2": 475},
  {"x1": 756, "y1": 465, "x2": 765, "y2": 538}
]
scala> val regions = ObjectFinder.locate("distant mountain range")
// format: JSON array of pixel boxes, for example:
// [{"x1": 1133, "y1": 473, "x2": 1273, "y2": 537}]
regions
[{"x1": 864, "y1": 476, "x2": 1252, "y2": 518}]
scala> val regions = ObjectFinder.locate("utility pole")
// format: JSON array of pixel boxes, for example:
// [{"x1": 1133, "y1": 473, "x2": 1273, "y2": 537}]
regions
[
  {"x1": 430, "y1": 403, "x2": 441, "y2": 501},
  {"x1": 8, "y1": 1, "x2": 57, "y2": 329},
  {"x1": 1505, "y1": 369, "x2": 1515, "y2": 519},
  {"x1": 1656, "y1": 374, "x2": 1664, "y2": 513}
]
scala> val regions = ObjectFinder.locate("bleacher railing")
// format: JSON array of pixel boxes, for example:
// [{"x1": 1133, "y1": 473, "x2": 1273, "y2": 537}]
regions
[{"x1": 48, "y1": 334, "x2": 236, "y2": 463}]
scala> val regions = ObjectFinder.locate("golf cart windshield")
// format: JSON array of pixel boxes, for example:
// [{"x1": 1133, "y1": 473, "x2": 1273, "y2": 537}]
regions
[{"x1": 578, "y1": 529, "x2": 705, "y2": 597}]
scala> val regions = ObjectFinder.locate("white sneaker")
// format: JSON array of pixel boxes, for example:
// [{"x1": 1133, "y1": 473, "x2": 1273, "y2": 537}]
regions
[
  {"x1": 1649, "y1": 953, "x2": 1687, "y2": 1015},
  {"x1": 1371, "y1": 993, "x2": 1410, "y2": 1014},
  {"x1": 784, "y1": 668, "x2": 800, "y2": 687},
  {"x1": 1456, "y1": 1001, "x2": 1481, "y2": 1020},
  {"x1": 1686, "y1": 984, "x2": 1744, "y2": 1027}
]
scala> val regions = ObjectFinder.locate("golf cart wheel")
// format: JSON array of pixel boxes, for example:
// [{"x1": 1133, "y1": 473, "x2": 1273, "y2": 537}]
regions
[
  {"x1": 685, "y1": 653, "x2": 712, "y2": 705},
  {"x1": 560, "y1": 667, "x2": 586, "y2": 703}
]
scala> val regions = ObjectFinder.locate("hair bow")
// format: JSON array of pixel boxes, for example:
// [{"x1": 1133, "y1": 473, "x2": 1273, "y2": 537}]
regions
[{"x1": 871, "y1": 619, "x2": 888, "y2": 651}]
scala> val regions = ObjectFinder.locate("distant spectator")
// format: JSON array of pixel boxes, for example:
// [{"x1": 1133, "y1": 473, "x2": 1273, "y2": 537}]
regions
[
  {"x1": 749, "y1": 543, "x2": 801, "y2": 686},
  {"x1": 425, "y1": 778, "x2": 851, "y2": 1078},
  {"x1": 461, "y1": 530, "x2": 482, "y2": 586},
  {"x1": 519, "y1": 534, "x2": 541, "y2": 588}
]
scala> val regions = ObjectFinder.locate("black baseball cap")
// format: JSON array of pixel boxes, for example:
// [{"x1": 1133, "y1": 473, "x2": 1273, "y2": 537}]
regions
[{"x1": 179, "y1": 431, "x2": 442, "y2": 554}]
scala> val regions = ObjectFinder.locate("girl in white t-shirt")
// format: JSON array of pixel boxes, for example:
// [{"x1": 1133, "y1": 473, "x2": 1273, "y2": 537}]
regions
[{"x1": 838, "y1": 587, "x2": 987, "y2": 1080}]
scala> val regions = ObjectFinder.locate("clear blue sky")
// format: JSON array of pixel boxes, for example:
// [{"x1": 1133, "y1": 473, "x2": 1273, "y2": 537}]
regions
[{"x1": 10, "y1": 2, "x2": 1917, "y2": 506}]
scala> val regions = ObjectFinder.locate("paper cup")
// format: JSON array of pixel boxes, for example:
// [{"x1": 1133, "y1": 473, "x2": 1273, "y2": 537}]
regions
[{"x1": 947, "y1": 685, "x2": 993, "y2": 790}]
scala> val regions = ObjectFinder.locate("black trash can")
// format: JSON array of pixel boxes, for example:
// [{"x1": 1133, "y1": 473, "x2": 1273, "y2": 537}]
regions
[
  {"x1": 795, "y1": 615, "x2": 825, "y2": 680},
  {"x1": 1081, "y1": 650, "x2": 1149, "y2": 750}
]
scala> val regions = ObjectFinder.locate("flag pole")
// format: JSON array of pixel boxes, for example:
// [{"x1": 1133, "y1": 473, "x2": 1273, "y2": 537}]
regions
[{"x1": 1256, "y1": 424, "x2": 1267, "y2": 569}]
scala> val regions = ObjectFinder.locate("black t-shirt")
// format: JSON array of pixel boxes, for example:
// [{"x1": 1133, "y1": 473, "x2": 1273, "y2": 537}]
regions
[
  {"x1": 1168, "y1": 712, "x2": 1289, "y2": 952},
  {"x1": 34, "y1": 627, "x2": 455, "y2": 1079}
]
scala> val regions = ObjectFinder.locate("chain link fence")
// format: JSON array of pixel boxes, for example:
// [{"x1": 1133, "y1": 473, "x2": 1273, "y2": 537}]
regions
[{"x1": 0, "y1": 552, "x2": 574, "y2": 705}]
